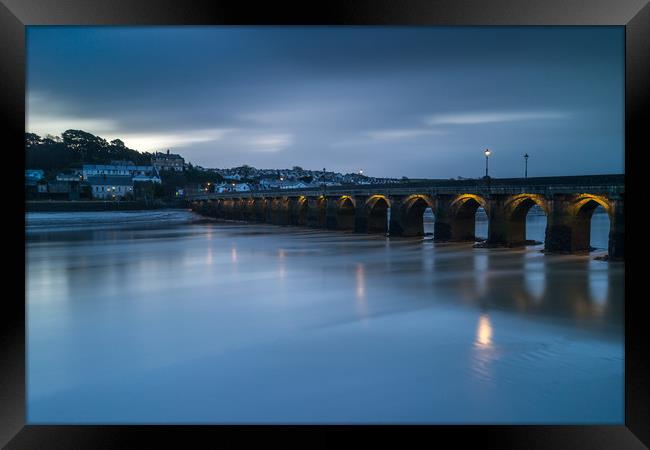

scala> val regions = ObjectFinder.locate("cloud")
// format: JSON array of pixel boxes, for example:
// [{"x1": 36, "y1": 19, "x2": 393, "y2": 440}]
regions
[
  {"x1": 241, "y1": 133, "x2": 293, "y2": 152},
  {"x1": 365, "y1": 128, "x2": 446, "y2": 141},
  {"x1": 111, "y1": 128, "x2": 234, "y2": 152},
  {"x1": 424, "y1": 111, "x2": 568, "y2": 125},
  {"x1": 27, "y1": 114, "x2": 119, "y2": 137}
]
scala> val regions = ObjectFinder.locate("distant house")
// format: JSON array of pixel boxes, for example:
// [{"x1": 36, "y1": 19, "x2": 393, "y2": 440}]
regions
[
  {"x1": 280, "y1": 181, "x2": 309, "y2": 190},
  {"x1": 83, "y1": 163, "x2": 160, "y2": 183},
  {"x1": 56, "y1": 170, "x2": 83, "y2": 182},
  {"x1": 152, "y1": 149, "x2": 184, "y2": 172},
  {"x1": 234, "y1": 183, "x2": 251, "y2": 192},
  {"x1": 25, "y1": 169, "x2": 44, "y2": 183},
  {"x1": 214, "y1": 183, "x2": 233, "y2": 193},
  {"x1": 86, "y1": 175, "x2": 134, "y2": 200}
]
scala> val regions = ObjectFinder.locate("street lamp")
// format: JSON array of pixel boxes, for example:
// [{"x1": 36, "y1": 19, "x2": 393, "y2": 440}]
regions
[
  {"x1": 484, "y1": 149, "x2": 491, "y2": 178},
  {"x1": 524, "y1": 153, "x2": 529, "y2": 179}
]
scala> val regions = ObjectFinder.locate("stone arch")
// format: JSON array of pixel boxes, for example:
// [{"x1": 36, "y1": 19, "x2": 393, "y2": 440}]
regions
[
  {"x1": 253, "y1": 198, "x2": 267, "y2": 222},
  {"x1": 571, "y1": 194, "x2": 613, "y2": 252},
  {"x1": 502, "y1": 194, "x2": 550, "y2": 245},
  {"x1": 242, "y1": 198, "x2": 255, "y2": 221},
  {"x1": 222, "y1": 198, "x2": 234, "y2": 219},
  {"x1": 400, "y1": 194, "x2": 436, "y2": 237},
  {"x1": 296, "y1": 196, "x2": 309, "y2": 226},
  {"x1": 234, "y1": 198, "x2": 246, "y2": 220},
  {"x1": 449, "y1": 194, "x2": 489, "y2": 241},
  {"x1": 365, "y1": 195, "x2": 391, "y2": 233},
  {"x1": 337, "y1": 196, "x2": 356, "y2": 230},
  {"x1": 214, "y1": 199, "x2": 224, "y2": 218}
]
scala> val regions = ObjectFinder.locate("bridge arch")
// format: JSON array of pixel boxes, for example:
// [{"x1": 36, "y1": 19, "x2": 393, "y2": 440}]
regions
[
  {"x1": 252, "y1": 198, "x2": 267, "y2": 222},
  {"x1": 365, "y1": 195, "x2": 391, "y2": 233},
  {"x1": 571, "y1": 194, "x2": 613, "y2": 252},
  {"x1": 296, "y1": 196, "x2": 309, "y2": 226},
  {"x1": 503, "y1": 194, "x2": 550, "y2": 245},
  {"x1": 242, "y1": 198, "x2": 255, "y2": 221},
  {"x1": 400, "y1": 194, "x2": 436, "y2": 237},
  {"x1": 336, "y1": 196, "x2": 356, "y2": 230},
  {"x1": 449, "y1": 194, "x2": 489, "y2": 241}
]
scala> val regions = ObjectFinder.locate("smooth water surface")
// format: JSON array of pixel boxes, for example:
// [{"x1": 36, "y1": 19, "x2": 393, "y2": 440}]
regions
[{"x1": 26, "y1": 209, "x2": 623, "y2": 423}]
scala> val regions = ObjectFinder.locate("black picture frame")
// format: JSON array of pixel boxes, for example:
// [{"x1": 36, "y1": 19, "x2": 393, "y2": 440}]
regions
[{"x1": 2, "y1": 0, "x2": 648, "y2": 447}]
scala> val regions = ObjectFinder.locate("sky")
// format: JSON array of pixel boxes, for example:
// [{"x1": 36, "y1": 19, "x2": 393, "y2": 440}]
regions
[{"x1": 26, "y1": 26, "x2": 624, "y2": 179}]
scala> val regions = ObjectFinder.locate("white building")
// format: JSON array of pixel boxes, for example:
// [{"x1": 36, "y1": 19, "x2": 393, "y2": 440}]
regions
[
  {"x1": 83, "y1": 163, "x2": 161, "y2": 183},
  {"x1": 234, "y1": 183, "x2": 251, "y2": 192},
  {"x1": 279, "y1": 181, "x2": 309, "y2": 190},
  {"x1": 86, "y1": 175, "x2": 134, "y2": 200},
  {"x1": 25, "y1": 169, "x2": 44, "y2": 183}
]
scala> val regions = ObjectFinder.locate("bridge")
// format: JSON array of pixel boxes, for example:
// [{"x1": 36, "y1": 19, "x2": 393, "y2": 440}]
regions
[{"x1": 187, "y1": 174, "x2": 624, "y2": 260}]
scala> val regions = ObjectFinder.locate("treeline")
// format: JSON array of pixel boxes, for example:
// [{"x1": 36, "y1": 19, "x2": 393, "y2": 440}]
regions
[{"x1": 26, "y1": 129, "x2": 153, "y2": 176}]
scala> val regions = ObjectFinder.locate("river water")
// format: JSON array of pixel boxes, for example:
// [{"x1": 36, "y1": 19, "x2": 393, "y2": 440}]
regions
[{"x1": 25, "y1": 208, "x2": 623, "y2": 424}]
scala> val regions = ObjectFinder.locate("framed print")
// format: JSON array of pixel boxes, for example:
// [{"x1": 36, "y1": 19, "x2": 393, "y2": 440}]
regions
[{"x1": 2, "y1": 0, "x2": 648, "y2": 447}]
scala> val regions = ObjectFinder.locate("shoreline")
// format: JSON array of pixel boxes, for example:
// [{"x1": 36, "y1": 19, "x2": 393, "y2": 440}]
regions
[{"x1": 25, "y1": 200, "x2": 186, "y2": 212}]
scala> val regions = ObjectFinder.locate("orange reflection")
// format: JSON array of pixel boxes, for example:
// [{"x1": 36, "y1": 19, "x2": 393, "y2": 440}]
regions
[
  {"x1": 356, "y1": 263, "x2": 365, "y2": 299},
  {"x1": 355, "y1": 263, "x2": 368, "y2": 322},
  {"x1": 475, "y1": 314, "x2": 493, "y2": 349}
]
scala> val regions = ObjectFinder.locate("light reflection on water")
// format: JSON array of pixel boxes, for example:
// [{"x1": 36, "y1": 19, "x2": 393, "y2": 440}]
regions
[{"x1": 26, "y1": 209, "x2": 623, "y2": 424}]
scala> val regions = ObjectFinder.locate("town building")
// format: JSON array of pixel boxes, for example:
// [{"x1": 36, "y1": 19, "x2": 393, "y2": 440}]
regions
[
  {"x1": 26, "y1": 169, "x2": 44, "y2": 183},
  {"x1": 152, "y1": 149, "x2": 184, "y2": 172},
  {"x1": 82, "y1": 163, "x2": 161, "y2": 183},
  {"x1": 56, "y1": 169, "x2": 83, "y2": 182},
  {"x1": 86, "y1": 175, "x2": 134, "y2": 200}
]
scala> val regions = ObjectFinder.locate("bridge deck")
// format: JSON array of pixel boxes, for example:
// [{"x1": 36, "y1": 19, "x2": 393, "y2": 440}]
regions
[{"x1": 187, "y1": 174, "x2": 624, "y2": 200}]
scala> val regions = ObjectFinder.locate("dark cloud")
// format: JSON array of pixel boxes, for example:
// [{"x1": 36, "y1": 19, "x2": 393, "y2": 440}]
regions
[{"x1": 26, "y1": 26, "x2": 624, "y2": 178}]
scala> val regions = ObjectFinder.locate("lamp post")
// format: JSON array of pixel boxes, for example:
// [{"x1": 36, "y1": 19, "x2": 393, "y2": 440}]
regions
[
  {"x1": 484, "y1": 149, "x2": 491, "y2": 178},
  {"x1": 524, "y1": 153, "x2": 529, "y2": 179}
]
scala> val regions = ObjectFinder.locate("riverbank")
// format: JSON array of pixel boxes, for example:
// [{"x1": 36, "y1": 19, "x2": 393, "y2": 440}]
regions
[{"x1": 26, "y1": 199, "x2": 187, "y2": 212}]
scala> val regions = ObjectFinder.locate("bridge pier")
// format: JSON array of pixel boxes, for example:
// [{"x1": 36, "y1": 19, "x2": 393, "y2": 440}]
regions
[
  {"x1": 388, "y1": 196, "x2": 406, "y2": 237},
  {"x1": 288, "y1": 198, "x2": 300, "y2": 225},
  {"x1": 545, "y1": 196, "x2": 582, "y2": 254},
  {"x1": 608, "y1": 196, "x2": 624, "y2": 260},
  {"x1": 432, "y1": 196, "x2": 453, "y2": 241},
  {"x1": 306, "y1": 197, "x2": 322, "y2": 227},
  {"x1": 325, "y1": 196, "x2": 340, "y2": 229}
]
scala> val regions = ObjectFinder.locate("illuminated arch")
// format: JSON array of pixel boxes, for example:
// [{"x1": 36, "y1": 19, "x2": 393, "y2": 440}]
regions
[
  {"x1": 364, "y1": 194, "x2": 392, "y2": 210},
  {"x1": 572, "y1": 194, "x2": 613, "y2": 218},
  {"x1": 403, "y1": 194, "x2": 435, "y2": 213},
  {"x1": 504, "y1": 194, "x2": 550, "y2": 221},
  {"x1": 450, "y1": 194, "x2": 488, "y2": 214},
  {"x1": 338, "y1": 195, "x2": 356, "y2": 208},
  {"x1": 296, "y1": 196, "x2": 309, "y2": 225},
  {"x1": 337, "y1": 196, "x2": 356, "y2": 230},
  {"x1": 364, "y1": 195, "x2": 391, "y2": 234}
]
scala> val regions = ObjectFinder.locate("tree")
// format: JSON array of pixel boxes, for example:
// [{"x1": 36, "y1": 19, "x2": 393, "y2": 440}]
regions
[{"x1": 26, "y1": 129, "x2": 154, "y2": 172}]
